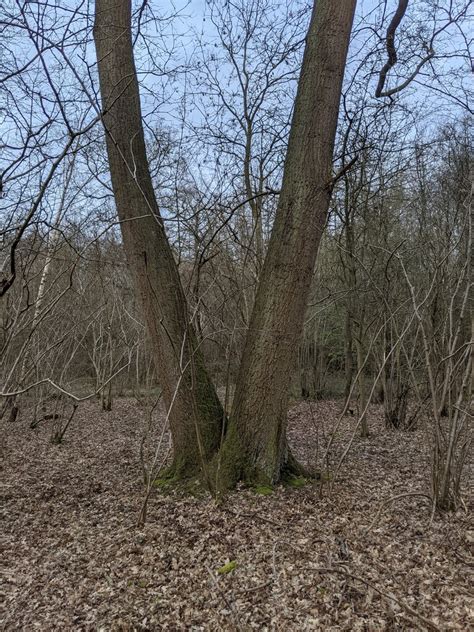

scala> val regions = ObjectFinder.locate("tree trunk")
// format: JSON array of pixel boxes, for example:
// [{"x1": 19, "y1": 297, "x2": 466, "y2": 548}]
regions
[
  {"x1": 217, "y1": 0, "x2": 357, "y2": 487},
  {"x1": 93, "y1": 0, "x2": 223, "y2": 478},
  {"x1": 355, "y1": 333, "x2": 369, "y2": 437},
  {"x1": 343, "y1": 207, "x2": 356, "y2": 406},
  {"x1": 344, "y1": 309, "x2": 354, "y2": 402}
]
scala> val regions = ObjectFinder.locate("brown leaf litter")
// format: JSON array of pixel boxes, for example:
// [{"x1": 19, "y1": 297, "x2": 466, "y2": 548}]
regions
[{"x1": 1, "y1": 398, "x2": 472, "y2": 630}]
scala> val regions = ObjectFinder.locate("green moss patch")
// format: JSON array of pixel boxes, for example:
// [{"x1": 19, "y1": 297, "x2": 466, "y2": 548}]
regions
[
  {"x1": 217, "y1": 560, "x2": 237, "y2": 574},
  {"x1": 284, "y1": 475, "x2": 308, "y2": 488},
  {"x1": 152, "y1": 475, "x2": 207, "y2": 498},
  {"x1": 253, "y1": 485, "x2": 274, "y2": 496}
]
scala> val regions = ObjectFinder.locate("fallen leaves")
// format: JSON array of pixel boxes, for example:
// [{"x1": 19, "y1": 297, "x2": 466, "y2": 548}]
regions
[{"x1": 1, "y1": 398, "x2": 472, "y2": 630}]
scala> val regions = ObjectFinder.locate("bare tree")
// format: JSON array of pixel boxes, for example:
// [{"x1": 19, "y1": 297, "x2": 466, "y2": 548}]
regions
[
  {"x1": 215, "y1": 0, "x2": 357, "y2": 486},
  {"x1": 93, "y1": 0, "x2": 225, "y2": 479},
  {"x1": 93, "y1": 0, "x2": 355, "y2": 488}
]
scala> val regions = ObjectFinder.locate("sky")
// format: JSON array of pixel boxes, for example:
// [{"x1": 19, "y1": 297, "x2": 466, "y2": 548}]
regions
[{"x1": 1, "y1": 0, "x2": 472, "y2": 241}]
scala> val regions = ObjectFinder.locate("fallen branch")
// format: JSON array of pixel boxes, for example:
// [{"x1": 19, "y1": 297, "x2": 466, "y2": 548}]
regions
[
  {"x1": 205, "y1": 565, "x2": 242, "y2": 632},
  {"x1": 314, "y1": 565, "x2": 441, "y2": 631},
  {"x1": 364, "y1": 492, "x2": 432, "y2": 535},
  {"x1": 0, "y1": 361, "x2": 130, "y2": 402}
]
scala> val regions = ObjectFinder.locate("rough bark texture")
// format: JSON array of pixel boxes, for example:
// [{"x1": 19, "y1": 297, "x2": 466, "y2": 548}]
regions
[
  {"x1": 93, "y1": 0, "x2": 223, "y2": 477},
  {"x1": 218, "y1": 0, "x2": 357, "y2": 487}
]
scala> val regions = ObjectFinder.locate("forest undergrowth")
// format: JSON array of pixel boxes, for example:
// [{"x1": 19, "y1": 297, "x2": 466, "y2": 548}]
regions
[{"x1": 1, "y1": 399, "x2": 472, "y2": 631}]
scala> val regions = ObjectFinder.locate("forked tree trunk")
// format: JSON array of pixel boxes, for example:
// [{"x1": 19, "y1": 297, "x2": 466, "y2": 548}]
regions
[
  {"x1": 217, "y1": 0, "x2": 357, "y2": 487},
  {"x1": 93, "y1": 0, "x2": 223, "y2": 477},
  {"x1": 94, "y1": 0, "x2": 356, "y2": 489}
]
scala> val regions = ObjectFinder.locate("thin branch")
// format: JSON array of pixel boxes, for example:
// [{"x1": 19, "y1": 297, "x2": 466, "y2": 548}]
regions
[{"x1": 375, "y1": 0, "x2": 410, "y2": 98}]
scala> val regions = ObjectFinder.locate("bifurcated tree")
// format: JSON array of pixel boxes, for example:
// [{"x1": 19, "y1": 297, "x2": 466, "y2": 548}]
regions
[{"x1": 93, "y1": 0, "x2": 356, "y2": 487}]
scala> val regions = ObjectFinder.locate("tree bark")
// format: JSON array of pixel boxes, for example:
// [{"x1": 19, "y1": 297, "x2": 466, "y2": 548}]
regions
[
  {"x1": 93, "y1": 0, "x2": 223, "y2": 477},
  {"x1": 218, "y1": 0, "x2": 357, "y2": 487},
  {"x1": 344, "y1": 310, "x2": 354, "y2": 401}
]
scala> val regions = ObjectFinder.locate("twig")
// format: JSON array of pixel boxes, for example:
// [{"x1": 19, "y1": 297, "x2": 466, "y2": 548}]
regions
[
  {"x1": 206, "y1": 566, "x2": 242, "y2": 632},
  {"x1": 0, "y1": 361, "x2": 130, "y2": 401},
  {"x1": 225, "y1": 508, "x2": 284, "y2": 528},
  {"x1": 235, "y1": 581, "x2": 272, "y2": 596},
  {"x1": 313, "y1": 566, "x2": 441, "y2": 631},
  {"x1": 364, "y1": 492, "x2": 432, "y2": 535},
  {"x1": 375, "y1": 0, "x2": 409, "y2": 96}
]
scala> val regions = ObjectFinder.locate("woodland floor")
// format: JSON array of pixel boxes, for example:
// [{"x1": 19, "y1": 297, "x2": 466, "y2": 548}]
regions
[{"x1": 1, "y1": 398, "x2": 473, "y2": 631}]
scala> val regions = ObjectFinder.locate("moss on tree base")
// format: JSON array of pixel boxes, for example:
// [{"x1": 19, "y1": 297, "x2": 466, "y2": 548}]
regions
[{"x1": 151, "y1": 428, "x2": 315, "y2": 498}]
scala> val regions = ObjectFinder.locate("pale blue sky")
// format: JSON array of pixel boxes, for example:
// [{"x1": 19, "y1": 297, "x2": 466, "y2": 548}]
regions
[{"x1": 1, "y1": 0, "x2": 472, "y2": 235}]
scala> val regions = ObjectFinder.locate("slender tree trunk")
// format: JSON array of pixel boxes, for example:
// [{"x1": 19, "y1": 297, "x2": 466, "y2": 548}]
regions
[
  {"x1": 218, "y1": 0, "x2": 357, "y2": 487},
  {"x1": 4, "y1": 158, "x2": 75, "y2": 424},
  {"x1": 343, "y1": 209, "x2": 356, "y2": 405},
  {"x1": 243, "y1": 130, "x2": 264, "y2": 276},
  {"x1": 344, "y1": 311, "x2": 354, "y2": 401},
  {"x1": 93, "y1": 0, "x2": 223, "y2": 477},
  {"x1": 355, "y1": 332, "x2": 369, "y2": 436}
]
